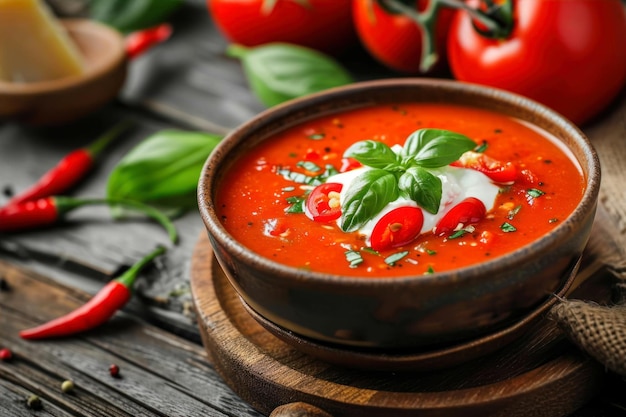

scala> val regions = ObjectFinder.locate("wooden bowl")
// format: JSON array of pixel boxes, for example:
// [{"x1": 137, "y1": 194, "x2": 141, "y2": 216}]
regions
[
  {"x1": 197, "y1": 79, "x2": 601, "y2": 350},
  {"x1": 0, "y1": 19, "x2": 127, "y2": 126}
]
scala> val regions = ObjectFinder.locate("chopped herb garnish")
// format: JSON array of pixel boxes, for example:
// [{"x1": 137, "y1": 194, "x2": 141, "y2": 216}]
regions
[
  {"x1": 285, "y1": 196, "x2": 305, "y2": 213},
  {"x1": 361, "y1": 247, "x2": 379, "y2": 255},
  {"x1": 501, "y1": 222, "x2": 517, "y2": 232},
  {"x1": 474, "y1": 141, "x2": 488, "y2": 153},
  {"x1": 549, "y1": 218, "x2": 559, "y2": 223},
  {"x1": 345, "y1": 250, "x2": 363, "y2": 268},
  {"x1": 425, "y1": 265, "x2": 435, "y2": 274},
  {"x1": 308, "y1": 133, "x2": 325, "y2": 140},
  {"x1": 296, "y1": 160, "x2": 321, "y2": 173},
  {"x1": 507, "y1": 204, "x2": 522, "y2": 220},
  {"x1": 526, "y1": 188, "x2": 545, "y2": 198},
  {"x1": 384, "y1": 251, "x2": 409, "y2": 266},
  {"x1": 426, "y1": 249, "x2": 437, "y2": 255},
  {"x1": 447, "y1": 225, "x2": 476, "y2": 240}
]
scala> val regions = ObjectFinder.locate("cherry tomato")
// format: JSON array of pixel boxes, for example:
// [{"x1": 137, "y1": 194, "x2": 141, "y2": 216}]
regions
[
  {"x1": 451, "y1": 151, "x2": 517, "y2": 184},
  {"x1": 208, "y1": 0, "x2": 357, "y2": 55},
  {"x1": 370, "y1": 206, "x2": 424, "y2": 251},
  {"x1": 447, "y1": 0, "x2": 626, "y2": 125},
  {"x1": 340, "y1": 157, "x2": 362, "y2": 172},
  {"x1": 305, "y1": 182, "x2": 343, "y2": 222},
  {"x1": 352, "y1": 0, "x2": 454, "y2": 73},
  {"x1": 434, "y1": 197, "x2": 486, "y2": 236}
]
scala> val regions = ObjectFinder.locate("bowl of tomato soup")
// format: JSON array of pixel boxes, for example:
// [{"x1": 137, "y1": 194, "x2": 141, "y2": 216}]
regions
[{"x1": 197, "y1": 78, "x2": 600, "y2": 349}]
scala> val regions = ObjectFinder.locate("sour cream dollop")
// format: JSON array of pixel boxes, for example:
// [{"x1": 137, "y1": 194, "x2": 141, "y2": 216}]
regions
[{"x1": 327, "y1": 165, "x2": 500, "y2": 244}]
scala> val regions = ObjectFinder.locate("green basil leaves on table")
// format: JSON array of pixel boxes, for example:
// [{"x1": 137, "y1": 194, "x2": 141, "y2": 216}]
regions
[
  {"x1": 340, "y1": 128, "x2": 476, "y2": 230},
  {"x1": 107, "y1": 130, "x2": 222, "y2": 215},
  {"x1": 227, "y1": 43, "x2": 354, "y2": 107},
  {"x1": 88, "y1": 0, "x2": 183, "y2": 33}
]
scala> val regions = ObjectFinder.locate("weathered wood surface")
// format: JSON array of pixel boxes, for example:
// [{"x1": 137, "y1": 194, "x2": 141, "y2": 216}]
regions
[
  {"x1": 1, "y1": 0, "x2": 626, "y2": 415},
  {"x1": 0, "y1": 259, "x2": 263, "y2": 416}
]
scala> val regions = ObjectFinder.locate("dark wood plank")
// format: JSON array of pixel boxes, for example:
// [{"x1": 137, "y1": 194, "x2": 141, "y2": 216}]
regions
[{"x1": 0, "y1": 259, "x2": 262, "y2": 417}]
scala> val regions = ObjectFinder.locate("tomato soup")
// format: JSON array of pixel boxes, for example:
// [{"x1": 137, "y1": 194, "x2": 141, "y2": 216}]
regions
[{"x1": 215, "y1": 103, "x2": 584, "y2": 277}]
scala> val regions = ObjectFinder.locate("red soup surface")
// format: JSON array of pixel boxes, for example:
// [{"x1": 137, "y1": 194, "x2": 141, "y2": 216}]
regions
[{"x1": 215, "y1": 103, "x2": 584, "y2": 277}]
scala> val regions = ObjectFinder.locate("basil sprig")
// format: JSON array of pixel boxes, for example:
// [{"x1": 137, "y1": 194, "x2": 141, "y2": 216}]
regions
[{"x1": 340, "y1": 129, "x2": 475, "y2": 232}]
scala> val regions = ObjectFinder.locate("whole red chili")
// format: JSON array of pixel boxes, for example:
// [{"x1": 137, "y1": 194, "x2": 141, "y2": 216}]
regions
[
  {"x1": 125, "y1": 23, "x2": 173, "y2": 60},
  {"x1": 6, "y1": 122, "x2": 132, "y2": 208},
  {"x1": 19, "y1": 246, "x2": 165, "y2": 340},
  {"x1": 0, "y1": 196, "x2": 178, "y2": 243}
]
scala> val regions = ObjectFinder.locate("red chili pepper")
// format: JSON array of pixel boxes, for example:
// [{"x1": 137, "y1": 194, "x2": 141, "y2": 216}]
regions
[
  {"x1": 305, "y1": 182, "x2": 343, "y2": 222},
  {"x1": 370, "y1": 206, "x2": 424, "y2": 251},
  {"x1": 125, "y1": 23, "x2": 173, "y2": 60},
  {"x1": 434, "y1": 197, "x2": 486, "y2": 236},
  {"x1": 0, "y1": 196, "x2": 178, "y2": 243},
  {"x1": 6, "y1": 122, "x2": 132, "y2": 207},
  {"x1": 451, "y1": 151, "x2": 517, "y2": 184},
  {"x1": 19, "y1": 246, "x2": 165, "y2": 340}
]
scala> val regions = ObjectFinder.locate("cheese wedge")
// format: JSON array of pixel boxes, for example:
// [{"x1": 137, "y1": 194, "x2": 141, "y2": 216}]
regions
[{"x1": 0, "y1": 0, "x2": 85, "y2": 83}]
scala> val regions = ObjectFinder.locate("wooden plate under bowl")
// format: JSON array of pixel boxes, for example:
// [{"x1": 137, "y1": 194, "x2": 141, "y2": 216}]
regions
[{"x1": 190, "y1": 228, "x2": 613, "y2": 417}]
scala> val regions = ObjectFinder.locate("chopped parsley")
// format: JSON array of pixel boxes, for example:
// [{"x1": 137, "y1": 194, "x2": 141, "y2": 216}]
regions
[
  {"x1": 285, "y1": 196, "x2": 305, "y2": 213},
  {"x1": 501, "y1": 222, "x2": 517, "y2": 232},
  {"x1": 384, "y1": 251, "x2": 409, "y2": 266},
  {"x1": 308, "y1": 133, "x2": 325, "y2": 140},
  {"x1": 296, "y1": 160, "x2": 321, "y2": 173},
  {"x1": 345, "y1": 250, "x2": 363, "y2": 268},
  {"x1": 526, "y1": 188, "x2": 545, "y2": 198}
]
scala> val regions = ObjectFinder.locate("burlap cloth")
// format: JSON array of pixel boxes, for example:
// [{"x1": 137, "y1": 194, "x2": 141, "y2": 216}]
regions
[{"x1": 548, "y1": 94, "x2": 626, "y2": 376}]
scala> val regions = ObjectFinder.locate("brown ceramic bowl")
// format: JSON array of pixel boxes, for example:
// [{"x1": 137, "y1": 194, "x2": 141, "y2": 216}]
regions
[
  {"x1": 0, "y1": 19, "x2": 127, "y2": 126},
  {"x1": 197, "y1": 78, "x2": 600, "y2": 350}
]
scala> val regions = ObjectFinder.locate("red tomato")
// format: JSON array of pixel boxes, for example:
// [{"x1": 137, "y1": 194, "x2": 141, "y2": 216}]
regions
[
  {"x1": 305, "y1": 183, "x2": 343, "y2": 222},
  {"x1": 352, "y1": 0, "x2": 454, "y2": 73},
  {"x1": 340, "y1": 157, "x2": 362, "y2": 172},
  {"x1": 434, "y1": 197, "x2": 486, "y2": 236},
  {"x1": 207, "y1": 0, "x2": 357, "y2": 54},
  {"x1": 451, "y1": 151, "x2": 517, "y2": 183},
  {"x1": 447, "y1": 0, "x2": 626, "y2": 125},
  {"x1": 370, "y1": 206, "x2": 424, "y2": 251}
]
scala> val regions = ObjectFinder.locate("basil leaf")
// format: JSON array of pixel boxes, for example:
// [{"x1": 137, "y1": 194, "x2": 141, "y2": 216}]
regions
[
  {"x1": 88, "y1": 0, "x2": 182, "y2": 33},
  {"x1": 343, "y1": 140, "x2": 399, "y2": 170},
  {"x1": 107, "y1": 130, "x2": 222, "y2": 212},
  {"x1": 341, "y1": 169, "x2": 398, "y2": 232},
  {"x1": 227, "y1": 43, "x2": 353, "y2": 107},
  {"x1": 402, "y1": 129, "x2": 476, "y2": 168},
  {"x1": 398, "y1": 167, "x2": 442, "y2": 214}
]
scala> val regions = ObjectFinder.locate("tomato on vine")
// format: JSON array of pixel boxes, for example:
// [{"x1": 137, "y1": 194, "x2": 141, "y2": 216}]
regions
[
  {"x1": 446, "y1": 0, "x2": 626, "y2": 125},
  {"x1": 352, "y1": 0, "x2": 454, "y2": 74},
  {"x1": 207, "y1": 0, "x2": 358, "y2": 55}
]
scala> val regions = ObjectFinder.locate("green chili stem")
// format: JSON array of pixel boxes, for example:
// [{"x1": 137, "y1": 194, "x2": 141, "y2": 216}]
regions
[
  {"x1": 54, "y1": 196, "x2": 178, "y2": 244},
  {"x1": 115, "y1": 245, "x2": 166, "y2": 288},
  {"x1": 86, "y1": 120, "x2": 134, "y2": 157}
]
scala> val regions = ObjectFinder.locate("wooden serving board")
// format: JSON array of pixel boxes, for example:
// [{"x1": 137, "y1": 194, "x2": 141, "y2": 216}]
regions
[{"x1": 190, "y1": 227, "x2": 615, "y2": 417}]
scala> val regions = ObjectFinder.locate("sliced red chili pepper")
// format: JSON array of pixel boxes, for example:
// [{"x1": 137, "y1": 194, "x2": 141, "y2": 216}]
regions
[
  {"x1": 20, "y1": 246, "x2": 165, "y2": 340},
  {"x1": 434, "y1": 197, "x2": 486, "y2": 236},
  {"x1": 305, "y1": 182, "x2": 343, "y2": 222},
  {"x1": 370, "y1": 206, "x2": 424, "y2": 251},
  {"x1": 125, "y1": 23, "x2": 173, "y2": 59},
  {"x1": 5, "y1": 122, "x2": 132, "y2": 207},
  {"x1": 340, "y1": 157, "x2": 362, "y2": 173},
  {"x1": 0, "y1": 196, "x2": 177, "y2": 243},
  {"x1": 451, "y1": 151, "x2": 517, "y2": 183}
]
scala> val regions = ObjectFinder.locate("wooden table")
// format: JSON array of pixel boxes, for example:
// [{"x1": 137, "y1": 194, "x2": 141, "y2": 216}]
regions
[{"x1": 1, "y1": 1, "x2": 625, "y2": 415}]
